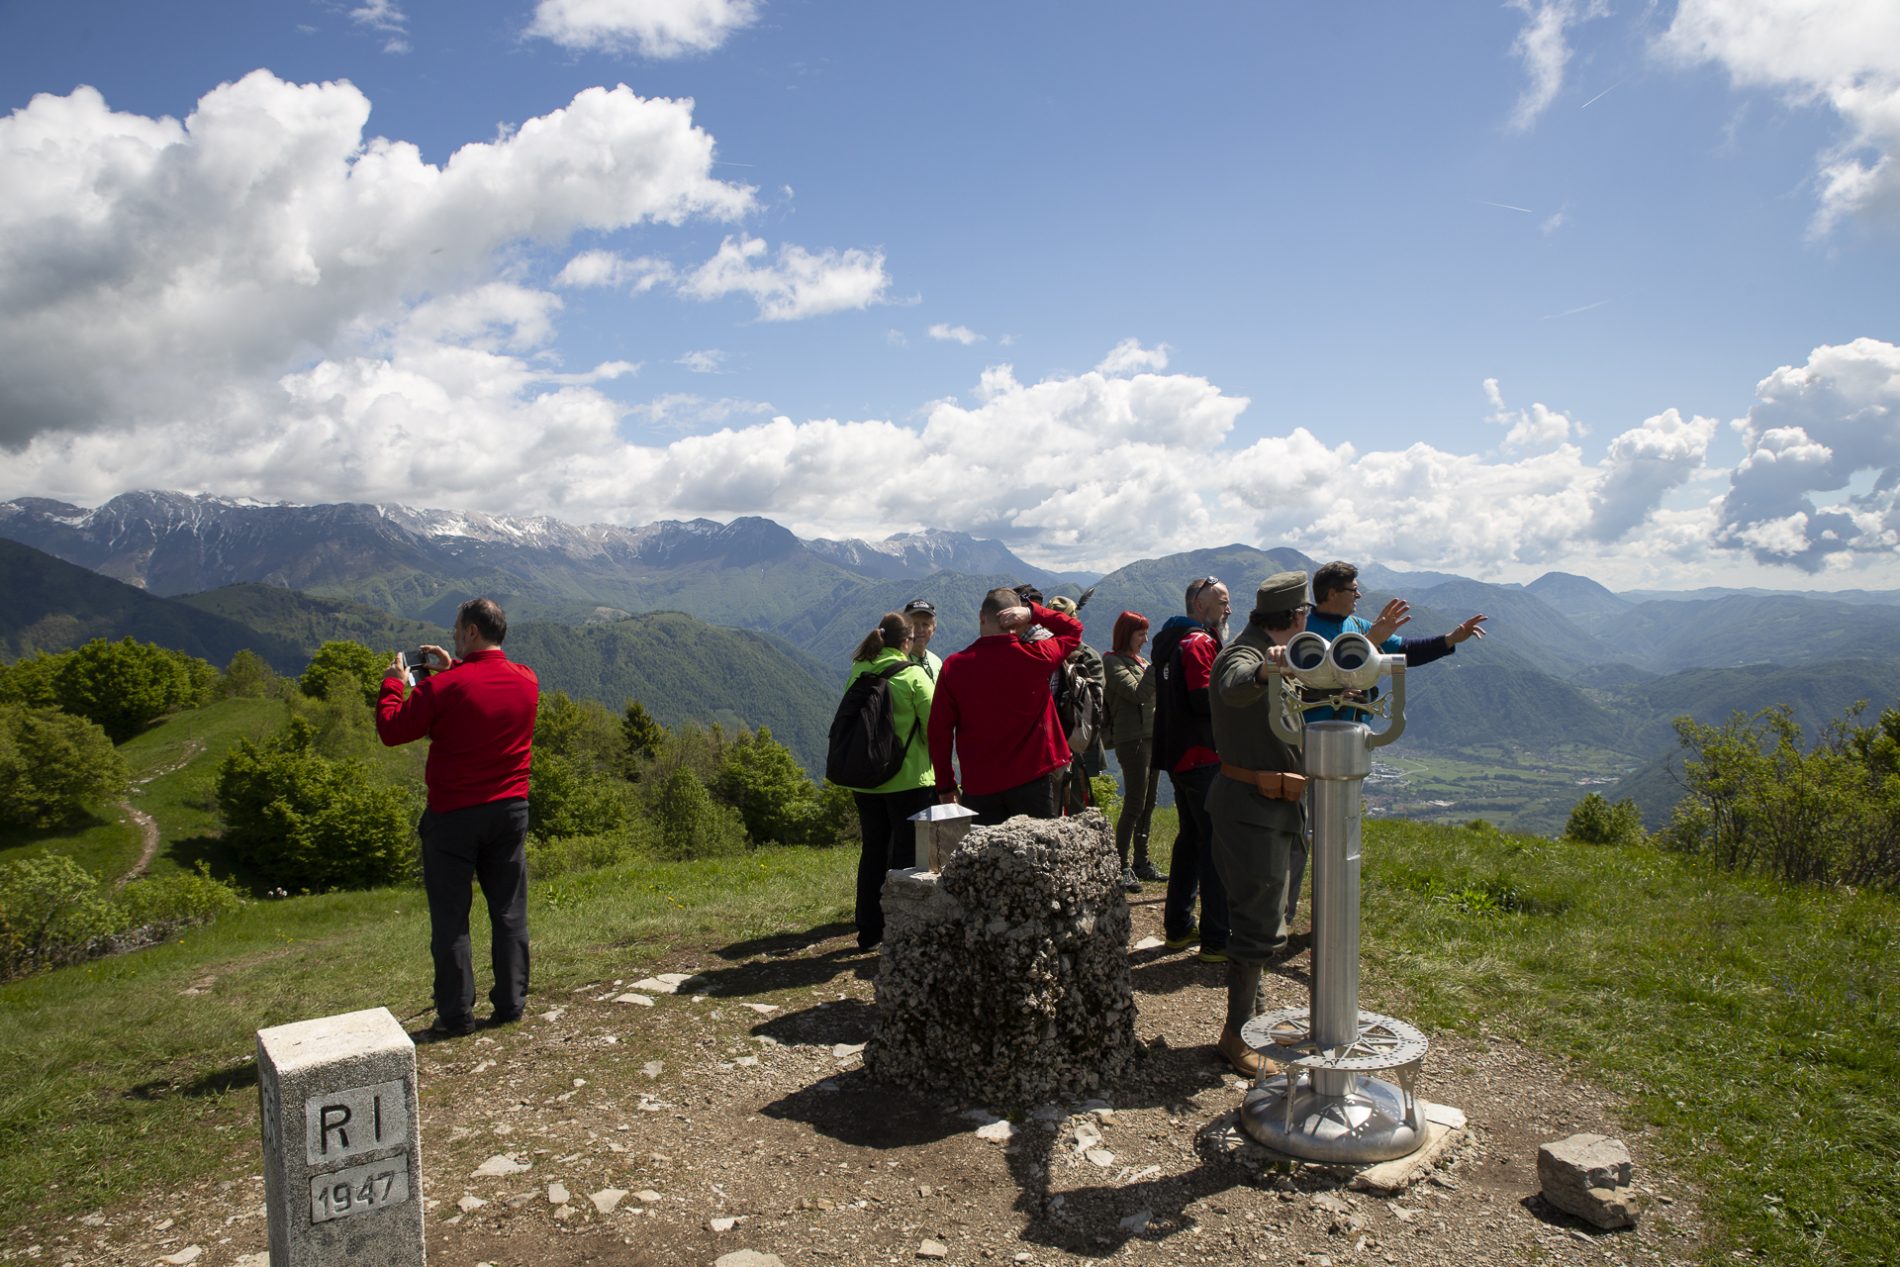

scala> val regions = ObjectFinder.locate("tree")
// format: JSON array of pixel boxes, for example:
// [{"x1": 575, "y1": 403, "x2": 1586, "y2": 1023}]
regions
[
  {"x1": 622, "y1": 699, "x2": 667, "y2": 775},
  {"x1": 219, "y1": 649, "x2": 281, "y2": 700},
  {"x1": 534, "y1": 691, "x2": 624, "y2": 773},
  {"x1": 0, "y1": 653, "x2": 63, "y2": 709},
  {"x1": 50, "y1": 638, "x2": 212, "y2": 742},
  {"x1": 216, "y1": 717, "x2": 416, "y2": 890},
  {"x1": 648, "y1": 767, "x2": 746, "y2": 861},
  {"x1": 529, "y1": 751, "x2": 635, "y2": 840},
  {"x1": 0, "y1": 704, "x2": 130, "y2": 829},
  {"x1": 712, "y1": 727, "x2": 820, "y2": 845},
  {"x1": 299, "y1": 641, "x2": 388, "y2": 707}
]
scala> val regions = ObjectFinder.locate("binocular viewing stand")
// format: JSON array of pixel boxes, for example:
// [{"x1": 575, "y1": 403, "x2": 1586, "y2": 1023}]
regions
[{"x1": 1238, "y1": 630, "x2": 1434, "y2": 1164}]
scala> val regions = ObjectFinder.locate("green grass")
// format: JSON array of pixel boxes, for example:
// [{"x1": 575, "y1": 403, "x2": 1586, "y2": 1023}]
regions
[
  {"x1": 8, "y1": 757, "x2": 1900, "y2": 1263},
  {"x1": 0, "y1": 811, "x2": 141, "y2": 880},
  {"x1": 116, "y1": 696, "x2": 284, "y2": 878},
  {"x1": 0, "y1": 844, "x2": 859, "y2": 1233},
  {"x1": 1361, "y1": 821, "x2": 1900, "y2": 1266}
]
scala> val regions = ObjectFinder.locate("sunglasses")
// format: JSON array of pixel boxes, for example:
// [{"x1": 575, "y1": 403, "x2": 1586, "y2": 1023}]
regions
[{"x1": 1187, "y1": 576, "x2": 1221, "y2": 604}]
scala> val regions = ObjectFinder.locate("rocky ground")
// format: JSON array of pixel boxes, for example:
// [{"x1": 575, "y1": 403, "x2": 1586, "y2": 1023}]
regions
[{"x1": 11, "y1": 889, "x2": 1706, "y2": 1267}]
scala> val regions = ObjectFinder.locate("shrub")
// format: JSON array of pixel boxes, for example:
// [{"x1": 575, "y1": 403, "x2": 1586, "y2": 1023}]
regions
[
  {"x1": 0, "y1": 856, "x2": 244, "y2": 980},
  {"x1": 529, "y1": 751, "x2": 635, "y2": 840},
  {"x1": 647, "y1": 767, "x2": 747, "y2": 861},
  {"x1": 0, "y1": 855, "x2": 114, "y2": 977},
  {"x1": 1564, "y1": 792, "x2": 1646, "y2": 847},
  {"x1": 1089, "y1": 774, "x2": 1122, "y2": 816},
  {"x1": 1663, "y1": 704, "x2": 1900, "y2": 889},
  {"x1": 216, "y1": 718, "x2": 418, "y2": 890},
  {"x1": 0, "y1": 703, "x2": 129, "y2": 829},
  {"x1": 809, "y1": 780, "x2": 860, "y2": 847},
  {"x1": 114, "y1": 864, "x2": 244, "y2": 927}
]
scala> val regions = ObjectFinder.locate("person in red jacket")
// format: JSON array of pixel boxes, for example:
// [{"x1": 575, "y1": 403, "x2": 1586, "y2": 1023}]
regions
[
  {"x1": 376, "y1": 597, "x2": 539, "y2": 1038},
  {"x1": 928, "y1": 587, "x2": 1083, "y2": 825}
]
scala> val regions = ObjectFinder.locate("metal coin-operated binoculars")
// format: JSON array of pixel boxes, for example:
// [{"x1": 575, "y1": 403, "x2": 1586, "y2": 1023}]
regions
[{"x1": 1238, "y1": 630, "x2": 1432, "y2": 1163}]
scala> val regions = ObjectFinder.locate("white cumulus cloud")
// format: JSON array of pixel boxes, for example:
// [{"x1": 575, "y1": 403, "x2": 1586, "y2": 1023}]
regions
[
  {"x1": 1717, "y1": 336, "x2": 1900, "y2": 568},
  {"x1": 1660, "y1": 0, "x2": 1900, "y2": 234},
  {"x1": 1484, "y1": 377, "x2": 1578, "y2": 450},
  {"x1": 679, "y1": 235, "x2": 891, "y2": 320},
  {"x1": 928, "y1": 323, "x2": 982, "y2": 345},
  {"x1": 1095, "y1": 338, "x2": 1170, "y2": 375},
  {"x1": 528, "y1": 0, "x2": 763, "y2": 58},
  {"x1": 0, "y1": 72, "x2": 752, "y2": 448},
  {"x1": 554, "y1": 249, "x2": 677, "y2": 291}
]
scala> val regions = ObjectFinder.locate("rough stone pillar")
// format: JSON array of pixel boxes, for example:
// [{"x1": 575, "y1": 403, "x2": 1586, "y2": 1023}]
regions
[
  {"x1": 256, "y1": 1006, "x2": 426, "y2": 1266},
  {"x1": 869, "y1": 811, "x2": 1137, "y2": 1108}
]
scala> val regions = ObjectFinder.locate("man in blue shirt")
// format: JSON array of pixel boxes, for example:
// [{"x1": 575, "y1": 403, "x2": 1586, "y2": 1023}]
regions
[{"x1": 1302, "y1": 561, "x2": 1488, "y2": 723}]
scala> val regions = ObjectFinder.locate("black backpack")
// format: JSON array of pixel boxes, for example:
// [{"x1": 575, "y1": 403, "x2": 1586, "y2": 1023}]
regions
[
  {"x1": 825, "y1": 662, "x2": 921, "y2": 788},
  {"x1": 1053, "y1": 651, "x2": 1103, "y2": 757}
]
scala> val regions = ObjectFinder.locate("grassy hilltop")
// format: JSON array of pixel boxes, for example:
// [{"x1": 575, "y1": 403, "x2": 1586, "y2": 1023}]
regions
[{"x1": 1, "y1": 696, "x2": 1898, "y2": 1263}]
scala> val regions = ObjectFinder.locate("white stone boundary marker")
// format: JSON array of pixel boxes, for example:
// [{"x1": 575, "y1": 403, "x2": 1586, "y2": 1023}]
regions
[{"x1": 257, "y1": 1007, "x2": 425, "y2": 1266}]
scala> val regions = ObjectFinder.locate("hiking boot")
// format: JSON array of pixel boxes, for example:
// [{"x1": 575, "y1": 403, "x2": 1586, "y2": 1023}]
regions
[
  {"x1": 1163, "y1": 924, "x2": 1199, "y2": 951},
  {"x1": 1120, "y1": 867, "x2": 1141, "y2": 893},
  {"x1": 1198, "y1": 946, "x2": 1230, "y2": 965},
  {"x1": 1217, "y1": 1026, "x2": 1266, "y2": 1078},
  {"x1": 430, "y1": 1017, "x2": 476, "y2": 1039},
  {"x1": 1132, "y1": 862, "x2": 1163, "y2": 882}
]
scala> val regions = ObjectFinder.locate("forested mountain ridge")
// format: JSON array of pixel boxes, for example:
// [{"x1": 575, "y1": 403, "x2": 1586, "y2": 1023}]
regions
[
  {"x1": 0, "y1": 539, "x2": 306, "y2": 670},
  {"x1": 11, "y1": 494, "x2": 1900, "y2": 827}
]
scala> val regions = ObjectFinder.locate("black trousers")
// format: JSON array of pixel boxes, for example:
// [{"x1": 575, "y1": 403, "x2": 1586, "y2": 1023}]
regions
[
  {"x1": 962, "y1": 773, "x2": 1058, "y2": 827},
  {"x1": 1162, "y1": 764, "x2": 1229, "y2": 950},
  {"x1": 852, "y1": 787, "x2": 936, "y2": 948},
  {"x1": 420, "y1": 798, "x2": 531, "y2": 1025}
]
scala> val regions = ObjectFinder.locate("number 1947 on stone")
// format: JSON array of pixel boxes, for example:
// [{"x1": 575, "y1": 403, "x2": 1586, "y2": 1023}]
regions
[{"x1": 309, "y1": 1160, "x2": 409, "y2": 1224}]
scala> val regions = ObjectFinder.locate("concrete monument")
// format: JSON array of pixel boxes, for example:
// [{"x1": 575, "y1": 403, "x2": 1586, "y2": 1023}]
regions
[
  {"x1": 870, "y1": 810, "x2": 1136, "y2": 1108},
  {"x1": 256, "y1": 1006, "x2": 425, "y2": 1266}
]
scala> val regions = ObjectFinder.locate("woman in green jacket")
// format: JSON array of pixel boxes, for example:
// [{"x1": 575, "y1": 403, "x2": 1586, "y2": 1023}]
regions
[
  {"x1": 1104, "y1": 610, "x2": 1159, "y2": 887},
  {"x1": 840, "y1": 612, "x2": 936, "y2": 950}
]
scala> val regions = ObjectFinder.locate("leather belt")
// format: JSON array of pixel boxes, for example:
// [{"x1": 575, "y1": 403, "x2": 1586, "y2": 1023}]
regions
[{"x1": 1220, "y1": 763, "x2": 1306, "y2": 801}]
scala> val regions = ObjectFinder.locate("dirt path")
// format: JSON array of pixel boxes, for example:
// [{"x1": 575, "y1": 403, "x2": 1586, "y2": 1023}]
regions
[
  {"x1": 30, "y1": 893, "x2": 1708, "y2": 1267},
  {"x1": 113, "y1": 740, "x2": 204, "y2": 887}
]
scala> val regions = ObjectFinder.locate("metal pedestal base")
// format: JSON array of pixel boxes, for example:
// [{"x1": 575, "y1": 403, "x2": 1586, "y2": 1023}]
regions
[{"x1": 1238, "y1": 1007, "x2": 1430, "y2": 1164}]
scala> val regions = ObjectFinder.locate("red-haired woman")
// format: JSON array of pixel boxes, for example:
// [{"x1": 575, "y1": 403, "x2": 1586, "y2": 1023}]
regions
[{"x1": 1104, "y1": 610, "x2": 1159, "y2": 888}]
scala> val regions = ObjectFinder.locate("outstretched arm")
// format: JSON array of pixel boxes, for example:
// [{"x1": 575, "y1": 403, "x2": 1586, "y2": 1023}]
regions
[
  {"x1": 1447, "y1": 613, "x2": 1487, "y2": 645},
  {"x1": 1367, "y1": 598, "x2": 1411, "y2": 647}
]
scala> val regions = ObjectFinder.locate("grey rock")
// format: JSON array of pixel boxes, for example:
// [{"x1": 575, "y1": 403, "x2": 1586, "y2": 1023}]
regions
[
  {"x1": 714, "y1": 1254, "x2": 785, "y2": 1267},
  {"x1": 1537, "y1": 1133, "x2": 1639, "y2": 1230},
  {"x1": 868, "y1": 812, "x2": 1137, "y2": 1109}
]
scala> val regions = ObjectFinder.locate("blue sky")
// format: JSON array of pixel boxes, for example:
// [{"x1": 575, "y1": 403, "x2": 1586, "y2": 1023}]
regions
[{"x1": 1, "y1": 1, "x2": 1897, "y2": 587}]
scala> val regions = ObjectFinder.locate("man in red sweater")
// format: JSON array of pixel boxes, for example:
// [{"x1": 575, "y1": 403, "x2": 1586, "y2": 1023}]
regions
[
  {"x1": 929, "y1": 588, "x2": 1083, "y2": 825},
  {"x1": 377, "y1": 597, "x2": 539, "y2": 1038}
]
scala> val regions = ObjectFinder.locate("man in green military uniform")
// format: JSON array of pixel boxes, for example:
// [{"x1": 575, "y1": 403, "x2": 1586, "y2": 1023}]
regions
[{"x1": 1206, "y1": 571, "x2": 1311, "y2": 1076}]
